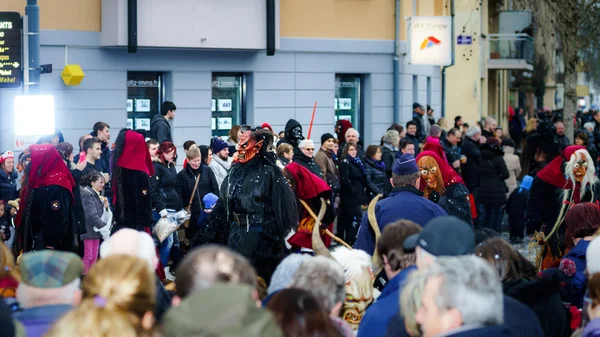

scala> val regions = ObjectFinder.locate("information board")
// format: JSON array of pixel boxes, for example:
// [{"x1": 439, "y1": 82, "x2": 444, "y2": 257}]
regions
[{"x1": 0, "y1": 12, "x2": 22, "y2": 89}]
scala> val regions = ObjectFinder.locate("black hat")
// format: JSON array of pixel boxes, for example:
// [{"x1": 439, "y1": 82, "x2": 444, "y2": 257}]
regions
[
  {"x1": 321, "y1": 133, "x2": 335, "y2": 144},
  {"x1": 403, "y1": 216, "x2": 475, "y2": 257},
  {"x1": 413, "y1": 102, "x2": 422, "y2": 109}
]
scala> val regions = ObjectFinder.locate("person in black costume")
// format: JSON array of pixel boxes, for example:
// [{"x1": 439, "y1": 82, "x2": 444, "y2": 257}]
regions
[
  {"x1": 16, "y1": 144, "x2": 76, "y2": 252},
  {"x1": 193, "y1": 127, "x2": 298, "y2": 283},
  {"x1": 277, "y1": 119, "x2": 305, "y2": 151},
  {"x1": 111, "y1": 129, "x2": 155, "y2": 233}
]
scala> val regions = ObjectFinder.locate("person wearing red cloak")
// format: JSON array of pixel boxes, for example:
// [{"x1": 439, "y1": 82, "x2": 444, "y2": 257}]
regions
[
  {"x1": 526, "y1": 145, "x2": 599, "y2": 269},
  {"x1": 17, "y1": 144, "x2": 76, "y2": 252},
  {"x1": 415, "y1": 150, "x2": 472, "y2": 224},
  {"x1": 111, "y1": 129, "x2": 155, "y2": 232},
  {"x1": 283, "y1": 162, "x2": 335, "y2": 251}
]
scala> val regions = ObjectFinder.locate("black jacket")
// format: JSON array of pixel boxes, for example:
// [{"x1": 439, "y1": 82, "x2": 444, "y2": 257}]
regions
[
  {"x1": 150, "y1": 160, "x2": 182, "y2": 212},
  {"x1": 29, "y1": 185, "x2": 74, "y2": 251},
  {"x1": 504, "y1": 277, "x2": 570, "y2": 337},
  {"x1": 438, "y1": 183, "x2": 472, "y2": 224},
  {"x1": 69, "y1": 165, "x2": 87, "y2": 235},
  {"x1": 339, "y1": 157, "x2": 368, "y2": 207},
  {"x1": 113, "y1": 169, "x2": 153, "y2": 232},
  {"x1": 150, "y1": 114, "x2": 173, "y2": 144},
  {"x1": 441, "y1": 137, "x2": 460, "y2": 169},
  {"x1": 479, "y1": 145, "x2": 510, "y2": 205},
  {"x1": 412, "y1": 112, "x2": 425, "y2": 142},
  {"x1": 0, "y1": 169, "x2": 19, "y2": 212},
  {"x1": 177, "y1": 165, "x2": 219, "y2": 226},
  {"x1": 364, "y1": 158, "x2": 387, "y2": 200},
  {"x1": 293, "y1": 152, "x2": 323, "y2": 179},
  {"x1": 277, "y1": 119, "x2": 302, "y2": 148},
  {"x1": 380, "y1": 145, "x2": 396, "y2": 178},
  {"x1": 461, "y1": 137, "x2": 482, "y2": 192}
]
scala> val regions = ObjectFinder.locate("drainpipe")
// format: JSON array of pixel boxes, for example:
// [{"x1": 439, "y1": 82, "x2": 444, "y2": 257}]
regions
[
  {"x1": 25, "y1": 0, "x2": 40, "y2": 93},
  {"x1": 441, "y1": 0, "x2": 455, "y2": 117},
  {"x1": 393, "y1": 0, "x2": 400, "y2": 124}
]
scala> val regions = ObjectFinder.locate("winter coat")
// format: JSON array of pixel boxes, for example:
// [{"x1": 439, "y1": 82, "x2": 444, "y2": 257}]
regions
[
  {"x1": 69, "y1": 165, "x2": 87, "y2": 235},
  {"x1": 584, "y1": 319, "x2": 600, "y2": 337},
  {"x1": 208, "y1": 154, "x2": 232, "y2": 189},
  {"x1": 150, "y1": 160, "x2": 182, "y2": 213},
  {"x1": 504, "y1": 277, "x2": 570, "y2": 337},
  {"x1": 339, "y1": 157, "x2": 368, "y2": 207},
  {"x1": 479, "y1": 145, "x2": 510, "y2": 205},
  {"x1": 504, "y1": 146, "x2": 522, "y2": 197},
  {"x1": 412, "y1": 112, "x2": 426, "y2": 142},
  {"x1": 293, "y1": 152, "x2": 323, "y2": 179},
  {"x1": 363, "y1": 158, "x2": 387, "y2": 200},
  {"x1": 150, "y1": 114, "x2": 173, "y2": 144},
  {"x1": 562, "y1": 239, "x2": 590, "y2": 308},
  {"x1": 439, "y1": 183, "x2": 472, "y2": 224},
  {"x1": 30, "y1": 185, "x2": 74, "y2": 251},
  {"x1": 176, "y1": 165, "x2": 219, "y2": 227},
  {"x1": 384, "y1": 295, "x2": 544, "y2": 337},
  {"x1": 113, "y1": 169, "x2": 153, "y2": 232},
  {"x1": 315, "y1": 149, "x2": 340, "y2": 194},
  {"x1": 355, "y1": 186, "x2": 447, "y2": 255},
  {"x1": 380, "y1": 144, "x2": 397, "y2": 178},
  {"x1": 461, "y1": 137, "x2": 482, "y2": 192},
  {"x1": 0, "y1": 169, "x2": 18, "y2": 205},
  {"x1": 357, "y1": 266, "x2": 416, "y2": 337},
  {"x1": 80, "y1": 186, "x2": 108, "y2": 240},
  {"x1": 441, "y1": 137, "x2": 460, "y2": 169}
]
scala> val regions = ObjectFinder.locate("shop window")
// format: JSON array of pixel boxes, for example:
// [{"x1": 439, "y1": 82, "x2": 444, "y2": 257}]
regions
[
  {"x1": 335, "y1": 74, "x2": 363, "y2": 135},
  {"x1": 211, "y1": 73, "x2": 245, "y2": 139},
  {"x1": 126, "y1": 72, "x2": 164, "y2": 132}
]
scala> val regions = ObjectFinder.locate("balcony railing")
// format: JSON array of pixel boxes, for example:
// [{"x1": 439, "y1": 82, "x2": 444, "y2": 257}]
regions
[{"x1": 488, "y1": 33, "x2": 534, "y2": 70}]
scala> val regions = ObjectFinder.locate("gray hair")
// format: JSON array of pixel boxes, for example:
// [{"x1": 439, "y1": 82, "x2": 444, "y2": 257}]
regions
[
  {"x1": 392, "y1": 172, "x2": 420, "y2": 187},
  {"x1": 268, "y1": 254, "x2": 311, "y2": 294},
  {"x1": 584, "y1": 122, "x2": 595, "y2": 131},
  {"x1": 99, "y1": 229, "x2": 157, "y2": 272},
  {"x1": 424, "y1": 256, "x2": 503, "y2": 326},
  {"x1": 484, "y1": 116, "x2": 497, "y2": 127},
  {"x1": 383, "y1": 130, "x2": 400, "y2": 146},
  {"x1": 346, "y1": 128, "x2": 360, "y2": 138},
  {"x1": 466, "y1": 126, "x2": 481, "y2": 138},
  {"x1": 289, "y1": 256, "x2": 346, "y2": 312},
  {"x1": 298, "y1": 139, "x2": 315, "y2": 149},
  {"x1": 430, "y1": 125, "x2": 442, "y2": 137},
  {"x1": 17, "y1": 278, "x2": 81, "y2": 309},
  {"x1": 401, "y1": 271, "x2": 427, "y2": 336}
]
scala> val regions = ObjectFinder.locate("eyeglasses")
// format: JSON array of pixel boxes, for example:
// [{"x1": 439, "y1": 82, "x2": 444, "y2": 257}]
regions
[{"x1": 304, "y1": 148, "x2": 315, "y2": 151}]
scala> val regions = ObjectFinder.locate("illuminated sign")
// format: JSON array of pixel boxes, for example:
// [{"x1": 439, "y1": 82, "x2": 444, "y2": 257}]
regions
[
  {"x1": 408, "y1": 16, "x2": 452, "y2": 66},
  {"x1": 0, "y1": 12, "x2": 21, "y2": 89}
]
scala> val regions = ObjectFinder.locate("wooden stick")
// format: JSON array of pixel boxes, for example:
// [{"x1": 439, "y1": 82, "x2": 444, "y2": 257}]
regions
[
  {"x1": 299, "y1": 199, "x2": 352, "y2": 250},
  {"x1": 307, "y1": 101, "x2": 317, "y2": 139}
]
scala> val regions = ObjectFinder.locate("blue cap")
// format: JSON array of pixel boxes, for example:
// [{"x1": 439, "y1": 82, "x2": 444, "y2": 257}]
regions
[
  {"x1": 392, "y1": 154, "x2": 418, "y2": 176},
  {"x1": 203, "y1": 193, "x2": 219, "y2": 209}
]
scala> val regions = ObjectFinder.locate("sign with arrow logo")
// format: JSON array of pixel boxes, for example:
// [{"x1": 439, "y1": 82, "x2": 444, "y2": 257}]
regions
[{"x1": 0, "y1": 12, "x2": 22, "y2": 89}]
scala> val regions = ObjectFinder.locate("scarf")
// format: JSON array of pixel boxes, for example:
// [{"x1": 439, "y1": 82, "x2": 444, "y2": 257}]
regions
[
  {"x1": 116, "y1": 130, "x2": 154, "y2": 176},
  {"x1": 27, "y1": 145, "x2": 76, "y2": 198},
  {"x1": 348, "y1": 154, "x2": 365, "y2": 173}
]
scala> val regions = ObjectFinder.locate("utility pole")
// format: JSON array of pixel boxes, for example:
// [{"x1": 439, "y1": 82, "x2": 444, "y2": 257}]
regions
[{"x1": 25, "y1": 0, "x2": 40, "y2": 93}]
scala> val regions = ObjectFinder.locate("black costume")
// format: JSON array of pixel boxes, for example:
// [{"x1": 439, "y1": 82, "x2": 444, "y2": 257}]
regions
[{"x1": 194, "y1": 128, "x2": 298, "y2": 282}]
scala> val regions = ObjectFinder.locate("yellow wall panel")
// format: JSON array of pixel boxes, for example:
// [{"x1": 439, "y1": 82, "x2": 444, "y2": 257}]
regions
[
  {"x1": 280, "y1": 0, "x2": 395, "y2": 40},
  {"x1": 1, "y1": 0, "x2": 101, "y2": 32}
]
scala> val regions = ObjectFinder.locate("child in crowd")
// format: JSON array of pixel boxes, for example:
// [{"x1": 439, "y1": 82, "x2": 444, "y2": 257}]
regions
[
  {"x1": 506, "y1": 175, "x2": 533, "y2": 243},
  {"x1": 197, "y1": 193, "x2": 219, "y2": 229}
]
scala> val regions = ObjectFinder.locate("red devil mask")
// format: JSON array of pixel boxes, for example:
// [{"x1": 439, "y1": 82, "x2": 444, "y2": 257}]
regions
[{"x1": 237, "y1": 130, "x2": 264, "y2": 164}]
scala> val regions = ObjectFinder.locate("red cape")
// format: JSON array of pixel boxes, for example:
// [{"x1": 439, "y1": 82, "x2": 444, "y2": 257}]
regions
[
  {"x1": 28, "y1": 144, "x2": 75, "y2": 197},
  {"x1": 416, "y1": 150, "x2": 465, "y2": 190}
]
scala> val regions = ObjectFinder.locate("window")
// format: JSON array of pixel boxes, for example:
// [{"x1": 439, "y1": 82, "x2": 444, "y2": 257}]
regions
[
  {"x1": 427, "y1": 76, "x2": 432, "y2": 109},
  {"x1": 211, "y1": 73, "x2": 245, "y2": 138},
  {"x1": 126, "y1": 72, "x2": 164, "y2": 131},
  {"x1": 335, "y1": 74, "x2": 362, "y2": 134}
]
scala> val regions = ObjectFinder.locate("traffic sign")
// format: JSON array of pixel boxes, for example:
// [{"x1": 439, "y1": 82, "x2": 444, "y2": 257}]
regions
[
  {"x1": 0, "y1": 12, "x2": 22, "y2": 89},
  {"x1": 457, "y1": 35, "x2": 473, "y2": 45}
]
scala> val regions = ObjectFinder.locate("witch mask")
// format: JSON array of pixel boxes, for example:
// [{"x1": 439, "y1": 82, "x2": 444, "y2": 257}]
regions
[
  {"x1": 572, "y1": 160, "x2": 588, "y2": 183},
  {"x1": 237, "y1": 131, "x2": 264, "y2": 164},
  {"x1": 418, "y1": 156, "x2": 444, "y2": 196}
]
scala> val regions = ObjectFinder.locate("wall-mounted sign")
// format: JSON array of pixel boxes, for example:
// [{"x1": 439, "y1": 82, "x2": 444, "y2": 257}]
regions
[
  {"x1": 211, "y1": 99, "x2": 216, "y2": 112},
  {"x1": 126, "y1": 99, "x2": 133, "y2": 112},
  {"x1": 218, "y1": 99, "x2": 232, "y2": 112},
  {"x1": 338, "y1": 98, "x2": 352, "y2": 110},
  {"x1": 126, "y1": 118, "x2": 133, "y2": 129},
  {"x1": 211, "y1": 117, "x2": 216, "y2": 130},
  {"x1": 135, "y1": 98, "x2": 151, "y2": 112},
  {"x1": 457, "y1": 35, "x2": 472, "y2": 45},
  {"x1": 408, "y1": 16, "x2": 452, "y2": 66},
  {"x1": 217, "y1": 117, "x2": 232, "y2": 130},
  {"x1": 0, "y1": 12, "x2": 22, "y2": 89},
  {"x1": 135, "y1": 118, "x2": 151, "y2": 130}
]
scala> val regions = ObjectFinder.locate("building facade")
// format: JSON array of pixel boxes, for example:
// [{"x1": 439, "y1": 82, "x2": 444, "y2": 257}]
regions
[{"x1": 1, "y1": 0, "x2": 445, "y2": 154}]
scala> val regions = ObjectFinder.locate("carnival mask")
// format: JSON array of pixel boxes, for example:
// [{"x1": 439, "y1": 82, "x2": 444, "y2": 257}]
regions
[
  {"x1": 290, "y1": 126, "x2": 305, "y2": 144},
  {"x1": 342, "y1": 267, "x2": 374, "y2": 330},
  {"x1": 573, "y1": 160, "x2": 588, "y2": 183},
  {"x1": 237, "y1": 131, "x2": 264, "y2": 164},
  {"x1": 418, "y1": 156, "x2": 444, "y2": 193}
]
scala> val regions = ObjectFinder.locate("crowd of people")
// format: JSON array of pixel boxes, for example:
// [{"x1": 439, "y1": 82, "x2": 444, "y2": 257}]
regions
[{"x1": 2, "y1": 100, "x2": 600, "y2": 337}]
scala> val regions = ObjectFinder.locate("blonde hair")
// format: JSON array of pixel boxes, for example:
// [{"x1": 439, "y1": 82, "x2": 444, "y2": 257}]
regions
[
  {"x1": 0, "y1": 242, "x2": 19, "y2": 283},
  {"x1": 45, "y1": 255, "x2": 156, "y2": 337},
  {"x1": 186, "y1": 144, "x2": 201, "y2": 160},
  {"x1": 525, "y1": 118, "x2": 537, "y2": 133},
  {"x1": 400, "y1": 271, "x2": 427, "y2": 336}
]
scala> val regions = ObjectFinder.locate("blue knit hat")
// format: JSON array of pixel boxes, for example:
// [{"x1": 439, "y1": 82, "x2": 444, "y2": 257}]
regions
[
  {"x1": 203, "y1": 193, "x2": 219, "y2": 210},
  {"x1": 210, "y1": 137, "x2": 228, "y2": 154},
  {"x1": 392, "y1": 154, "x2": 418, "y2": 176}
]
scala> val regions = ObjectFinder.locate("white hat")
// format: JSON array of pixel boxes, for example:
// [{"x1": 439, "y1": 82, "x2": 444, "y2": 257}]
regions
[{"x1": 587, "y1": 236, "x2": 600, "y2": 274}]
